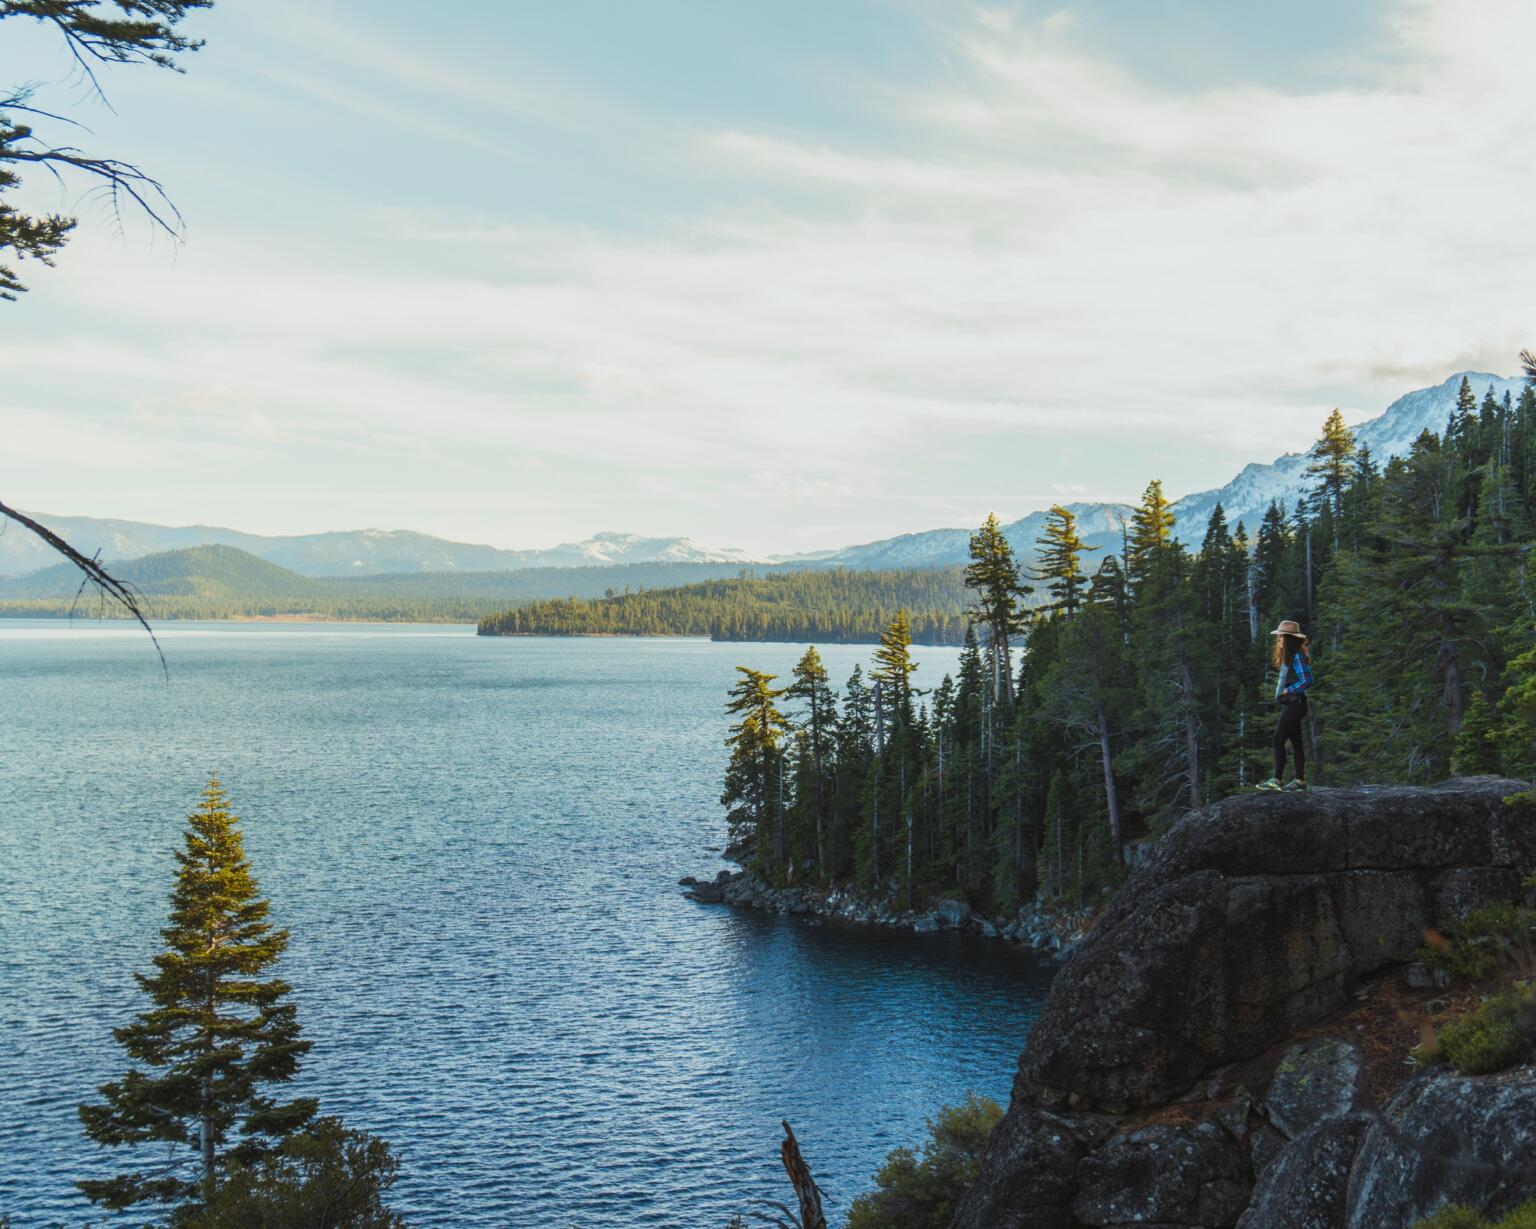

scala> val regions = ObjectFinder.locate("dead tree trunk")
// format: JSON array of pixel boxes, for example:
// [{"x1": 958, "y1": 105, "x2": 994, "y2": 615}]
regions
[{"x1": 778, "y1": 1121, "x2": 826, "y2": 1229}]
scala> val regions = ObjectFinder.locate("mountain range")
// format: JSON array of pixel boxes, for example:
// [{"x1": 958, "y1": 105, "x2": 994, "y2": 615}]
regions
[
  {"x1": 809, "y1": 371, "x2": 1526, "y2": 569},
  {"x1": 1, "y1": 371, "x2": 1522, "y2": 583},
  {"x1": 0, "y1": 519, "x2": 754, "y2": 580}
]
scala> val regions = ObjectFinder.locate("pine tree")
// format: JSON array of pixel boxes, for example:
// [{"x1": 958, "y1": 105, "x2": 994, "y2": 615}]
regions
[
  {"x1": 722, "y1": 667, "x2": 791, "y2": 867},
  {"x1": 786, "y1": 646, "x2": 838, "y2": 879},
  {"x1": 1306, "y1": 409, "x2": 1357, "y2": 532},
  {"x1": 964, "y1": 513, "x2": 1029, "y2": 703},
  {"x1": 1033, "y1": 504, "x2": 1100, "y2": 619},
  {"x1": 1127, "y1": 480, "x2": 1176, "y2": 592},
  {"x1": 1037, "y1": 773, "x2": 1070, "y2": 902},
  {"x1": 1041, "y1": 595, "x2": 1129, "y2": 856},
  {"x1": 79, "y1": 780, "x2": 317, "y2": 1215},
  {"x1": 871, "y1": 608, "x2": 919, "y2": 728}
]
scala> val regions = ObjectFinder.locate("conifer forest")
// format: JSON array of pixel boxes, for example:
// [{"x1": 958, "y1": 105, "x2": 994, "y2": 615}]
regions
[{"x1": 721, "y1": 375, "x2": 1536, "y2": 912}]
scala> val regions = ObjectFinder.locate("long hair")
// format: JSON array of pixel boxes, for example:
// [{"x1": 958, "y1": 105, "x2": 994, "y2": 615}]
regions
[{"x1": 1271, "y1": 632, "x2": 1311, "y2": 670}]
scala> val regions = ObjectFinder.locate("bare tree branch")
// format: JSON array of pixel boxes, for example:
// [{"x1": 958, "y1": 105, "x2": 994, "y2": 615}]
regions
[{"x1": 0, "y1": 499, "x2": 165, "y2": 675}]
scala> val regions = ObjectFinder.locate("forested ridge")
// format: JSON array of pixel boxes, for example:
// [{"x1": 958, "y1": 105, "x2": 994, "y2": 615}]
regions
[
  {"x1": 476, "y1": 567, "x2": 971, "y2": 643},
  {"x1": 719, "y1": 371, "x2": 1536, "y2": 916}
]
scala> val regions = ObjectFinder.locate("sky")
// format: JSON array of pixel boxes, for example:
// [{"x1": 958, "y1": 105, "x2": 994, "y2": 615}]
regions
[{"x1": 2, "y1": 0, "x2": 1533, "y2": 556}]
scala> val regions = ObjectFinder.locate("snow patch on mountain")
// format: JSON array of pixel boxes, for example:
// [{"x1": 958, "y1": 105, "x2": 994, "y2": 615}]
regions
[{"x1": 1168, "y1": 372, "x2": 1525, "y2": 539}]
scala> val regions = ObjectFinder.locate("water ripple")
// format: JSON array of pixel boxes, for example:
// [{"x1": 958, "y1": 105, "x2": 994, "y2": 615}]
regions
[{"x1": 0, "y1": 624, "x2": 1053, "y2": 1227}]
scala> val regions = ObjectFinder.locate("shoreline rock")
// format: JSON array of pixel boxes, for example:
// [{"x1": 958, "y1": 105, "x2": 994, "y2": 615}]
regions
[
  {"x1": 679, "y1": 865, "x2": 1096, "y2": 959},
  {"x1": 951, "y1": 776, "x2": 1536, "y2": 1229}
]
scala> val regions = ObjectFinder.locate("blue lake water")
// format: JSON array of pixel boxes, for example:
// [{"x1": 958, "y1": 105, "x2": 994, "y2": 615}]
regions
[{"x1": 0, "y1": 622, "x2": 1053, "y2": 1228}]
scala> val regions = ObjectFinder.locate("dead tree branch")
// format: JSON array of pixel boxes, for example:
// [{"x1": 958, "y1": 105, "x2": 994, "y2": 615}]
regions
[{"x1": 0, "y1": 498, "x2": 165, "y2": 674}]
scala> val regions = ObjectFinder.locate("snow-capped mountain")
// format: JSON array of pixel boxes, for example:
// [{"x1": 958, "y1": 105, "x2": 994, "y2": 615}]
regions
[
  {"x1": 525, "y1": 531, "x2": 757, "y2": 568},
  {"x1": 0, "y1": 517, "x2": 760, "y2": 579},
  {"x1": 5, "y1": 372, "x2": 1523, "y2": 582},
  {"x1": 797, "y1": 371, "x2": 1526, "y2": 570},
  {"x1": 1168, "y1": 372, "x2": 1527, "y2": 540}
]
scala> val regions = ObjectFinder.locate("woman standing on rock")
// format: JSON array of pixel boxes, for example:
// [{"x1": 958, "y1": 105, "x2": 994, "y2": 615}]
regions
[{"x1": 1257, "y1": 620, "x2": 1312, "y2": 792}]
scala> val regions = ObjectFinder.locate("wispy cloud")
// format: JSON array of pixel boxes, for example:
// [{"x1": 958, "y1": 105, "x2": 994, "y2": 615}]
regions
[{"x1": 6, "y1": 0, "x2": 1533, "y2": 552}]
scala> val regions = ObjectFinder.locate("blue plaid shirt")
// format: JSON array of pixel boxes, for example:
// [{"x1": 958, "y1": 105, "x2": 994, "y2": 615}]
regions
[{"x1": 1277, "y1": 652, "x2": 1314, "y2": 699}]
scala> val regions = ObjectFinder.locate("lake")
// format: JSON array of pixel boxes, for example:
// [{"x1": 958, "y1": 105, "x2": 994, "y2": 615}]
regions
[{"x1": 0, "y1": 622, "x2": 1053, "y2": 1228}]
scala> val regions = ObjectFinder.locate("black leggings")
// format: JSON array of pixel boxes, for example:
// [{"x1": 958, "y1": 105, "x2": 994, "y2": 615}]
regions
[{"x1": 1274, "y1": 698, "x2": 1307, "y2": 780}]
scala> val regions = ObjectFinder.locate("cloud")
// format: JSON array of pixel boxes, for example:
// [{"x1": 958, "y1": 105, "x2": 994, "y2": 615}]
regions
[{"x1": 7, "y1": 0, "x2": 1534, "y2": 552}]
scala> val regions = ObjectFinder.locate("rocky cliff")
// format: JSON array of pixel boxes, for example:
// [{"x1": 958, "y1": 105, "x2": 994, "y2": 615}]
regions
[{"x1": 953, "y1": 777, "x2": 1536, "y2": 1229}]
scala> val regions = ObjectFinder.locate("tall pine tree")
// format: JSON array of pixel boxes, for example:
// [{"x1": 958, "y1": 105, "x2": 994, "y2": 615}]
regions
[
  {"x1": 964, "y1": 513, "x2": 1030, "y2": 703},
  {"x1": 79, "y1": 780, "x2": 317, "y2": 1214}
]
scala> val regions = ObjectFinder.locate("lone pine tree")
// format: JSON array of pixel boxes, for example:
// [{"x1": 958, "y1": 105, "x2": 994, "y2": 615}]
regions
[{"x1": 79, "y1": 779, "x2": 316, "y2": 1214}]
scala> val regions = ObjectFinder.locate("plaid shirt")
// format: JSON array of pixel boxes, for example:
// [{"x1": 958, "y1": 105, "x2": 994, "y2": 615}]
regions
[{"x1": 1278, "y1": 652, "x2": 1314, "y2": 698}]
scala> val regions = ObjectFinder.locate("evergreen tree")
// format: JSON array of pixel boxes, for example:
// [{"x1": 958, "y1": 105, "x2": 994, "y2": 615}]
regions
[
  {"x1": 871, "y1": 608, "x2": 919, "y2": 728},
  {"x1": 1127, "y1": 479, "x2": 1176, "y2": 592},
  {"x1": 829, "y1": 665, "x2": 875, "y2": 879},
  {"x1": 964, "y1": 513, "x2": 1029, "y2": 703},
  {"x1": 1041, "y1": 595, "x2": 1130, "y2": 855},
  {"x1": 721, "y1": 667, "x2": 790, "y2": 866},
  {"x1": 786, "y1": 646, "x2": 838, "y2": 879},
  {"x1": 1327, "y1": 433, "x2": 1496, "y2": 779},
  {"x1": 1037, "y1": 773, "x2": 1070, "y2": 901},
  {"x1": 79, "y1": 780, "x2": 317, "y2": 1215},
  {"x1": 1306, "y1": 408, "x2": 1357, "y2": 533},
  {"x1": 181, "y1": 1118, "x2": 409, "y2": 1229},
  {"x1": 1033, "y1": 504, "x2": 1099, "y2": 619}
]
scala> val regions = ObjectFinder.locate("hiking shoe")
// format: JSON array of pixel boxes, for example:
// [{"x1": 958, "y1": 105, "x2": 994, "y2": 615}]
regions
[
  {"x1": 1283, "y1": 778, "x2": 1308, "y2": 792},
  {"x1": 1255, "y1": 777, "x2": 1282, "y2": 792}
]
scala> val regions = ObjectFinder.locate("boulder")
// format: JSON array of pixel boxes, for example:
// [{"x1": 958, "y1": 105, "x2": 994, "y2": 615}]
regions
[
  {"x1": 1236, "y1": 1113, "x2": 1370, "y2": 1229},
  {"x1": 1345, "y1": 1071, "x2": 1536, "y2": 1228},
  {"x1": 1018, "y1": 780, "x2": 1532, "y2": 1110},
  {"x1": 1263, "y1": 1038, "x2": 1367, "y2": 1140},
  {"x1": 1071, "y1": 1121, "x2": 1250, "y2": 1228},
  {"x1": 1247, "y1": 1120, "x2": 1289, "y2": 1176},
  {"x1": 913, "y1": 913, "x2": 940, "y2": 934},
  {"x1": 955, "y1": 778, "x2": 1536, "y2": 1229},
  {"x1": 937, "y1": 899, "x2": 972, "y2": 929},
  {"x1": 949, "y1": 1106, "x2": 1100, "y2": 1229}
]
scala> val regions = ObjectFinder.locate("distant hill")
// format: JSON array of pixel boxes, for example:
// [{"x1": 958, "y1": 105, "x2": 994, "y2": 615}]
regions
[
  {"x1": 0, "y1": 547, "x2": 810, "y2": 622},
  {"x1": 0, "y1": 516, "x2": 760, "y2": 580},
  {"x1": 0, "y1": 545, "x2": 323, "y2": 601}
]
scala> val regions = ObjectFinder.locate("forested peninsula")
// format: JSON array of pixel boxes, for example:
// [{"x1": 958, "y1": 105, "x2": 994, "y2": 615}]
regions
[
  {"x1": 475, "y1": 567, "x2": 970, "y2": 643},
  {"x1": 711, "y1": 380, "x2": 1536, "y2": 918}
]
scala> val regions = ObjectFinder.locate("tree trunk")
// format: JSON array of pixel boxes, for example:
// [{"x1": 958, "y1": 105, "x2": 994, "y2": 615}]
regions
[
  {"x1": 1095, "y1": 702, "x2": 1122, "y2": 856},
  {"x1": 1305, "y1": 530, "x2": 1315, "y2": 621},
  {"x1": 778, "y1": 1121, "x2": 827, "y2": 1229},
  {"x1": 1179, "y1": 662, "x2": 1201, "y2": 810},
  {"x1": 776, "y1": 753, "x2": 786, "y2": 870},
  {"x1": 202, "y1": 967, "x2": 215, "y2": 1200},
  {"x1": 812, "y1": 698, "x2": 825, "y2": 879}
]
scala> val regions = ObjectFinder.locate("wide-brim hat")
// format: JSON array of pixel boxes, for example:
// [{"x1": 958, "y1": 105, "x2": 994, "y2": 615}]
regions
[{"x1": 1270, "y1": 620, "x2": 1308, "y2": 639}]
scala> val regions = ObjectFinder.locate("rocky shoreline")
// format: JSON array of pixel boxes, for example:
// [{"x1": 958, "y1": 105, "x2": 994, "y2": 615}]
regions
[
  {"x1": 678, "y1": 864, "x2": 1097, "y2": 960},
  {"x1": 951, "y1": 776, "x2": 1536, "y2": 1229}
]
